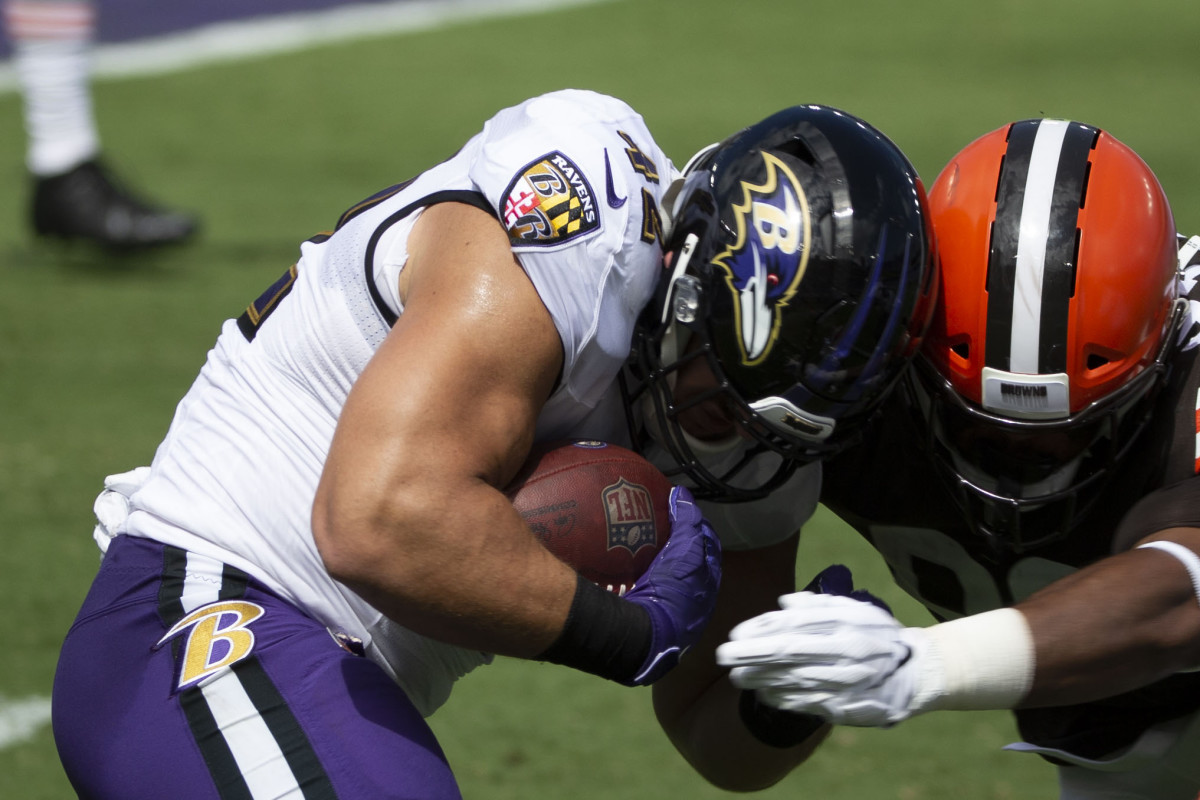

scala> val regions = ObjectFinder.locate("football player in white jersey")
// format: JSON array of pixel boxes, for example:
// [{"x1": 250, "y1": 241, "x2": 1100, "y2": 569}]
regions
[
  {"x1": 714, "y1": 120, "x2": 1200, "y2": 799},
  {"x1": 52, "y1": 90, "x2": 936, "y2": 798}
]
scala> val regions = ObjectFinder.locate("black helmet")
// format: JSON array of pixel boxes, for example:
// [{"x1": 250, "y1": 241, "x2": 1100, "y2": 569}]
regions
[{"x1": 626, "y1": 104, "x2": 937, "y2": 501}]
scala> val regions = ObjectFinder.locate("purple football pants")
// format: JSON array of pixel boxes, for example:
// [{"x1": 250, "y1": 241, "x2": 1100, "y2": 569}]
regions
[{"x1": 53, "y1": 534, "x2": 462, "y2": 799}]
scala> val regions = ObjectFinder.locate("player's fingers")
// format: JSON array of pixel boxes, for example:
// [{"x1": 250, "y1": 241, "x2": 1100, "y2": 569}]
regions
[
  {"x1": 667, "y1": 485, "x2": 702, "y2": 529},
  {"x1": 755, "y1": 687, "x2": 837, "y2": 717},
  {"x1": 726, "y1": 609, "x2": 847, "y2": 642},
  {"x1": 727, "y1": 665, "x2": 800, "y2": 690},
  {"x1": 718, "y1": 634, "x2": 825, "y2": 666},
  {"x1": 729, "y1": 659, "x2": 881, "y2": 690},
  {"x1": 718, "y1": 633, "x2": 858, "y2": 668},
  {"x1": 643, "y1": 486, "x2": 720, "y2": 587},
  {"x1": 758, "y1": 690, "x2": 887, "y2": 726},
  {"x1": 724, "y1": 613, "x2": 899, "y2": 652},
  {"x1": 777, "y1": 591, "x2": 897, "y2": 626},
  {"x1": 778, "y1": 664, "x2": 879, "y2": 689}
]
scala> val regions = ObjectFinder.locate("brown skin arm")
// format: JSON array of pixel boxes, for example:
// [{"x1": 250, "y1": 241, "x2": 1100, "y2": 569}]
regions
[
  {"x1": 652, "y1": 524, "x2": 1200, "y2": 786},
  {"x1": 311, "y1": 201, "x2": 579, "y2": 658},
  {"x1": 1017, "y1": 527, "x2": 1200, "y2": 707},
  {"x1": 652, "y1": 533, "x2": 829, "y2": 792}
]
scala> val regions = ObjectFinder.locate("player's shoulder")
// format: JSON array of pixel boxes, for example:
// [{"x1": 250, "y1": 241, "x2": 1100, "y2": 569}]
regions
[
  {"x1": 472, "y1": 91, "x2": 675, "y2": 251},
  {"x1": 479, "y1": 89, "x2": 665, "y2": 173},
  {"x1": 1165, "y1": 232, "x2": 1200, "y2": 398},
  {"x1": 1175, "y1": 234, "x2": 1200, "y2": 346},
  {"x1": 489, "y1": 89, "x2": 652, "y2": 138}
]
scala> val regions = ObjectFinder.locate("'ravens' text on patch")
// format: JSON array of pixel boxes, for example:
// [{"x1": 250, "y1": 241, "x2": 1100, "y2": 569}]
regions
[{"x1": 501, "y1": 152, "x2": 600, "y2": 247}]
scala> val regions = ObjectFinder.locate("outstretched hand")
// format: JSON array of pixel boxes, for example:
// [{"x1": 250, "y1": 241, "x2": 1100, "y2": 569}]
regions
[{"x1": 716, "y1": 590, "x2": 938, "y2": 726}]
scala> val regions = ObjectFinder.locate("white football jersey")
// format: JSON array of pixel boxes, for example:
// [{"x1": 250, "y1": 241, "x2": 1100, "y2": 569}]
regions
[{"x1": 123, "y1": 90, "x2": 816, "y2": 716}]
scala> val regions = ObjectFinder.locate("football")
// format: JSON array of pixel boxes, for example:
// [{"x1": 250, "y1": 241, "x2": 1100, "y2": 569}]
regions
[{"x1": 507, "y1": 440, "x2": 673, "y2": 595}]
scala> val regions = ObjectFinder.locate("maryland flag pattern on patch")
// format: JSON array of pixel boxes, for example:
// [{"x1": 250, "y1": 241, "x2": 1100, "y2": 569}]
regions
[{"x1": 501, "y1": 151, "x2": 600, "y2": 247}]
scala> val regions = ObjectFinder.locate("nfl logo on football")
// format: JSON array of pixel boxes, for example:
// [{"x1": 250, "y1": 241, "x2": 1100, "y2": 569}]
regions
[{"x1": 602, "y1": 479, "x2": 656, "y2": 553}]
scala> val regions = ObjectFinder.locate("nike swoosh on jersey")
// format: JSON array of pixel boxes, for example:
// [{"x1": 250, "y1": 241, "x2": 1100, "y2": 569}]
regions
[{"x1": 604, "y1": 149, "x2": 627, "y2": 209}]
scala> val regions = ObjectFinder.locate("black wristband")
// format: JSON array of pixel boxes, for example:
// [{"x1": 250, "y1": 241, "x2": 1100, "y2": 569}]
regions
[
  {"x1": 738, "y1": 689, "x2": 826, "y2": 748},
  {"x1": 536, "y1": 574, "x2": 652, "y2": 684}
]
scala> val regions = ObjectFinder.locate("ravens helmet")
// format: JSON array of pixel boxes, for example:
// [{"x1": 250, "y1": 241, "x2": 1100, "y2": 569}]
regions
[
  {"x1": 626, "y1": 104, "x2": 937, "y2": 502},
  {"x1": 910, "y1": 118, "x2": 1184, "y2": 550}
]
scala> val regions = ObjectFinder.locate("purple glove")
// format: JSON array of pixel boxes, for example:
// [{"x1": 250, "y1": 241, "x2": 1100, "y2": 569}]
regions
[
  {"x1": 622, "y1": 485, "x2": 722, "y2": 685},
  {"x1": 803, "y1": 564, "x2": 891, "y2": 614}
]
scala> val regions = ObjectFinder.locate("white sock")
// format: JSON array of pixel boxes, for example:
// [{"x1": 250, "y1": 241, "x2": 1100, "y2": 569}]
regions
[{"x1": 5, "y1": 0, "x2": 100, "y2": 176}]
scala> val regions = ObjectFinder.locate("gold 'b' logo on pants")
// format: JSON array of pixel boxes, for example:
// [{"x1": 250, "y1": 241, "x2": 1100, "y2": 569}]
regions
[{"x1": 156, "y1": 601, "x2": 265, "y2": 690}]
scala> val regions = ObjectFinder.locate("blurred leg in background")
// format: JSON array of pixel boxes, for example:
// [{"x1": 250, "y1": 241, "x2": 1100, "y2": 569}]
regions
[{"x1": 4, "y1": 0, "x2": 197, "y2": 249}]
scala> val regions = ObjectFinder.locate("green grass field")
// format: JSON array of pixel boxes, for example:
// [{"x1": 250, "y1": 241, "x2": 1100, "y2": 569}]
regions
[{"x1": 1, "y1": 0, "x2": 1196, "y2": 796}]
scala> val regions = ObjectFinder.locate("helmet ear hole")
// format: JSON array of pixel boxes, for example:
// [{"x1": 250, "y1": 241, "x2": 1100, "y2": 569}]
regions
[
  {"x1": 948, "y1": 338, "x2": 971, "y2": 366},
  {"x1": 1084, "y1": 345, "x2": 1125, "y2": 376},
  {"x1": 776, "y1": 139, "x2": 818, "y2": 167}
]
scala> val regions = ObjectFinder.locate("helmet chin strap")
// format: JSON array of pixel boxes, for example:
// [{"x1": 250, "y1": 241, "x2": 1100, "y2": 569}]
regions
[
  {"x1": 659, "y1": 232, "x2": 700, "y2": 325},
  {"x1": 658, "y1": 310, "x2": 690, "y2": 371}
]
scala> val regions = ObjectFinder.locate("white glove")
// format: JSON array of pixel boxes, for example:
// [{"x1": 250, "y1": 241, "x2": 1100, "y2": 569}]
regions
[
  {"x1": 716, "y1": 592, "x2": 944, "y2": 727},
  {"x1": 92, "y1": 467, "x2": 151, "y2": 555}
]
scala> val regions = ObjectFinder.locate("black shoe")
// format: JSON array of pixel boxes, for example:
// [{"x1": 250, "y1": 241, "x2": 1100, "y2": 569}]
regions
[{"x1": 32, "y1": 159, "x2": 198, "y2": 249}]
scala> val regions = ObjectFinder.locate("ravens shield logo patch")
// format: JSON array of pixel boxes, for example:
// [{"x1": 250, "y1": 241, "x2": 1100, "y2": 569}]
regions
[{"x1": 501, "y1": 151, "x2": 600, "y2": 247}]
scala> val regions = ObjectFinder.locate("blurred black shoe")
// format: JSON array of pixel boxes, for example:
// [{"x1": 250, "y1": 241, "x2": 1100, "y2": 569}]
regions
[{"x1": 32, "y1": 159, "x2": 198, "y2": 249}]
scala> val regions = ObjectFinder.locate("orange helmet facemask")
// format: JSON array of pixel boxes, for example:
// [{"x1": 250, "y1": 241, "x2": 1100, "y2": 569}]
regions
[{"x1": 907, "y1": 118, "x2": 1184, "y2": 552}]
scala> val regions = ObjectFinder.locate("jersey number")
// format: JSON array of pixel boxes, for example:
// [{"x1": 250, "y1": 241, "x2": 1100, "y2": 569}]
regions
[
  {"x1": 869, "y1": 524, "x2": 1077, "y2": 619},
  {"x1": 618, "y1": 131, "x2": 664, "y2": 245}
]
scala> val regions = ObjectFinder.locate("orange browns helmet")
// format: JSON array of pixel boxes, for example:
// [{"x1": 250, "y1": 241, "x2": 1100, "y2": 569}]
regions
[
  {"x1": 911, "y1": 118, "x2": 1184, "y2": 550},
  {"x1": 927, "y1": 118, "x2": 1178, "y2": 417}
]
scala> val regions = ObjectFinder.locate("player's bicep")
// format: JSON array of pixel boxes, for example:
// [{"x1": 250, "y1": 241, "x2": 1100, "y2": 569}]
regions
[
  {"x1": 393, "y1": 217, "x2": 560, "y2": 475},
  {"x1": 314, "y1": 202, "x2": 562, "y2": 556}
]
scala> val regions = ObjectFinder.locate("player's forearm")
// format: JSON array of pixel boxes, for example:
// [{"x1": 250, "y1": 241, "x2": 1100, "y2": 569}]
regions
[
  {"x1": 315, "y1": 472, "x2": 577, "y2": 658},
  {"x1": 653, "y1": 536, "x2": 813, "y2": 789},
  {"x1": 655, "y1": 674, "x2": 826, "y2": 791},
  {"x1": 1015, "y1": 531, "x2": 1200, "y2": 707},
  {"x1": 655, "y1": 612, "x2": 824, "y2": 791},
  {"x1": 717, "y1": 531, "x2": 1200, "y2": 727}
]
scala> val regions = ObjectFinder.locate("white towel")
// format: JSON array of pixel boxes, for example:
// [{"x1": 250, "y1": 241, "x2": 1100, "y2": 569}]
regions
[{"x1": 91, "y1": 466, "x2": 151, "y2": 555}]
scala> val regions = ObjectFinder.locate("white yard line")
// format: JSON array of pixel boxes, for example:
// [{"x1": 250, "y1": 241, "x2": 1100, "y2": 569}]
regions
[
  {"x1": 0, "y1": 0, "x2": 617, "y2": 93},
  {"x1": 0, "y1": 695, "x2": 53, "y2": 750}
]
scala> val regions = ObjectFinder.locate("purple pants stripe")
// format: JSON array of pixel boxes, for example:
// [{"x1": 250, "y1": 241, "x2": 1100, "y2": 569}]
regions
[{"x1": 52, "y1": 534, "x2": 462, "y2": 799}]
